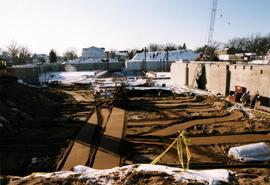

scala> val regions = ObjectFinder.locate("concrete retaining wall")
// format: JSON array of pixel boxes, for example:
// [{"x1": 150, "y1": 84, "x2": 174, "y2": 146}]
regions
[
  {"x1": 126, "y1": 61, "x2": 174, "y2": 71},
  {"x1": 13, "y1": 62, "x2": 125, "y2": 85},
  {"x1": 171, "y1": 62, "x2": 270, "y2": 106},
  {"x1": 229, "y1": 64, "x2": 270, "y2": 104},
  {"x1": 171, "y1": 62, "x2": 188, "y2": 86}
]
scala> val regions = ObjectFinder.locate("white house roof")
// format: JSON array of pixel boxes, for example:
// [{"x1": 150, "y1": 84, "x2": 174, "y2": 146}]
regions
[{"x1": 129, "y1": 50, "x2": 198, "y2": 62}]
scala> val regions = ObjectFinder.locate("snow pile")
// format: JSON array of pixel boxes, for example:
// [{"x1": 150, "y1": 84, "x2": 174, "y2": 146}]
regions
[
  {"x1": 63, "y1": 58, "x2": 118, "y2": 64},
  {"x1": 228, "y1": 142, "x2": 270, "y2": 162},
  {"x1": 227, "y1": 104, "x2": 254, "y2": 118},
  {"x1": 249, "y1": 60, "x2": 270, "y2": 64},
  {"x1": 11, "y1": 164, "x2": 237, "y2": 185},
  {"x1": 127, "y1": 78, "x2": 147, "y2": 86},
  {"x1": 130, "y1": 50, "x2": 198, "y2": 62},
  {"x1": 12, "y1": 64, "x2": 37, "y2": 68},
  {"x1": 155, "y1": 72, "x2": 171, "y2": 79}
]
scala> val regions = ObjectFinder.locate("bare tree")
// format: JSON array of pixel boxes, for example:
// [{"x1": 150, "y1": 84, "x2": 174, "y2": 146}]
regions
[
  {"x1": 224, "y1": 34, "x2": 270, "y2": 55},
  {"x1": 147, "y1": 43, "x2": 163, "y2": 52},
  {"x1": 6, "y1": 40, "x2": 20, "y2": 64},
  {"x1": 109, "y1": 49, "x2": 116, "y2": 59},
  {"x1": 178, "y1": 43, "x2": 187, "y2": 50},
  {"x1": 128, "y1": 49, "x2": 137, "y2": 60},
  {"x1": 18, "y1": 46, "x2": 32, "y2": 64},
  {"x1": 63, "y1": 48, "x2": 78, "y2": 61},
  {"x1": 164, "y1": 43, "x2": 177, "y2": 51},
  {"x1": 224, "y1": 37, "x2": 245, "y2": 54}
]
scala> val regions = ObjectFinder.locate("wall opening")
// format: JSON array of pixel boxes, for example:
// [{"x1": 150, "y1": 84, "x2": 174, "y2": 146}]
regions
[
  {"x1": 225, "y1": 65, "x2": 231, "y2": 96},
  {"x1": 196, "y1": 64, "x2": 207, "y2": 90}
]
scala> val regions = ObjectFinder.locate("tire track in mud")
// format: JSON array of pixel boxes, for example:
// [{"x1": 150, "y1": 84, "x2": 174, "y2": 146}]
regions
[
  {"x1": 59, "y1": 88, "x2": 114, "y2": 170},
  {"x1": 87, "y1": 101, "x2": 113, "y2": 167},
  {"x1": 142, "y1": 111, "x2": 244, "y2": 137},
  {"x1": 122, "y1": 94, "x2": 270, "y2": 169}
]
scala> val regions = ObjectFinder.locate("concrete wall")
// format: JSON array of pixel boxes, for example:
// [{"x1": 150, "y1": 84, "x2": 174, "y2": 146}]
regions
[
  {"x1": 13, "y1": 67, "x2": 40, "y2": 85},
  {"x1": 205, "y1": 64, "x2": 228, "y2": 95},
  {"x1": 13, "y1": 62, "x2": 125, "y2": 85},
  {"x1": 171, "y1": 62, "x2": 270, "y2": 106},
  {"x1": 126, "y1": 61, "x2": 174, "y2": 71},
  {"x1": 172, "y1": 62, "x2": 228, "y2": 95},
  {"x1": 171, "y1": 62, "x2": 187, "y2": 85},
  {"x1": 229, "y1": 64, "x2": 270, "y2": 100}
]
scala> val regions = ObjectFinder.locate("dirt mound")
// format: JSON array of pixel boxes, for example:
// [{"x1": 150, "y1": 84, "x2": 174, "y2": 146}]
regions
[{"x1": 0, "y1": 81, "x2": 84, "y2": 176}]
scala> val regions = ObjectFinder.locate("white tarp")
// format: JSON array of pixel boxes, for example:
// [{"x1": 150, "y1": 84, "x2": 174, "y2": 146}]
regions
[{"x1": 228, "y1": 142, "x2": 270, "y2": 162}]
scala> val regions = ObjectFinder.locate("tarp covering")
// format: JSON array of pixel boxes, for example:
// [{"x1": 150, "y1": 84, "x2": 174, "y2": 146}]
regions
[{"x1": 228, "y1": 142, "x2": 270, "y2": 162}]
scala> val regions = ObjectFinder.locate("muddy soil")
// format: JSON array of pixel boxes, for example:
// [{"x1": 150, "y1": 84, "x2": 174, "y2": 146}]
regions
[
  {"x1": 121, "y1": 93, "x2": 270, "y2": 172},
  {"x1": 1, "y1": 81, "x2": 270, "y2": 185},
  {"x1": 0, "y1": 82, "x2": 91, "y2": 176}
]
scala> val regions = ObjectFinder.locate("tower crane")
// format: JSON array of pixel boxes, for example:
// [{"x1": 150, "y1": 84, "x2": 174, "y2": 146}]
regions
[{"x1": 203, "y1": 0, "x2": 218, "y2": 59}]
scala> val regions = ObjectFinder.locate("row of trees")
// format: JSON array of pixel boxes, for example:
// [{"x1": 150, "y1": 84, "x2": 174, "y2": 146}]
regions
[
  {"x1": 147, "y1": 43, "x2": 187, "y2": 52},
  {"x1": 195, "y1": 33, "x2": 270, "y2": 56},
  {"x1": 2, "y1": 33, "x2": 270, "y2": 64},
  {"x1": 126, "y1": 43, "x2": 187, "y2": 59},
  {"x1": 224, "y1": 34, "x2": 270, "y2": 55},
  {"x1": 48, "y1": 48, "x2": 78, "y2": 63},
  {"x1": 0, "y1": 41, "x2": 78, "y2": 65},
  {"x1": 3, "y1": 41, "x2": 32, "y2": 65}
]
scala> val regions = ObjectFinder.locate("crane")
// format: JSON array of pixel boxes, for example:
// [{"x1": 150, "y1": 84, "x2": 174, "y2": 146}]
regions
[
  {"x1": 207, "y1": 0, "x2": 218, "y2": 46},
  {"x1": 192, "y1": 0, "x2": 219, "y2": 87},
  {"x1": 203, "y1": 0, "x2": 218, "y2": 59}
]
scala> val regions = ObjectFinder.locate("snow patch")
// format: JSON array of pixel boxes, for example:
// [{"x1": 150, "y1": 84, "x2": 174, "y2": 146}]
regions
[
  {"x1": 20, "y1": 164, "x2": 237, "y2": 185},
  {"x1": 39, "y1": 71, "x2": 107, "y2": 85},
  {"x1": 130, "y1": 50, "x2": 198, "y2": 62},
  {"x1": 227, "y1": 104, "x2": 254, "y2": 118}
]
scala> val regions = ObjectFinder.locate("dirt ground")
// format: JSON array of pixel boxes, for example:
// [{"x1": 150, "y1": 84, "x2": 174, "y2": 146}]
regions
[
  {"x1": 0, "y1": 82, "x2": 90, "y2": 175},
  {"x1": 1, "y1": 80, "x2": 270, "y2": 184},
  {"x1": 120, "y1": 90, "x2": 270, "y2": 184}
]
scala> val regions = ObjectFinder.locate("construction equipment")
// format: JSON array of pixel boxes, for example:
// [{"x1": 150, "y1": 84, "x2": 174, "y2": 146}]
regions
[{"x1": 202, "y1": 0, "x2": 219, "y2": 60}]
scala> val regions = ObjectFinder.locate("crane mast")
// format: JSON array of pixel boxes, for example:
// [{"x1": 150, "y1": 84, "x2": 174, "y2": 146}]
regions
[
  {"x1": 203, "y1": 0, "x2": 218, "y2": 59},
  {"x1": 207, "y1": 0, "x2": 218, "y2": 46}
]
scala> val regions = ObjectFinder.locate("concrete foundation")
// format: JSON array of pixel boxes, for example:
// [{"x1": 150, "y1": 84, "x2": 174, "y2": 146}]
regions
[
  {"x1": 12, "y1": 62, "x2": 125, "y2": 85},
  {"x1": 126, "y1": 60, "x2": 174, "y2": 71},
  {"x1": 171, "y1": 62, "x2": 270, "y2": 106}
]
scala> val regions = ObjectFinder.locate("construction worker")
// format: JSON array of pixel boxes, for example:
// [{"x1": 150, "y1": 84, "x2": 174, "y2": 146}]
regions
[
  {"x1": 240, "y1": 91, "x2": 250, "y2": 106},
  {"x1": 250, "y1": 90, "x2": 260, "y2": 109}
]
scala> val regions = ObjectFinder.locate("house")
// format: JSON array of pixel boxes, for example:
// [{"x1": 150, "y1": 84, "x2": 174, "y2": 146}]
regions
[
  {"x1": 126, "y1": 49, "x2": 198, "y2": 71},
  {"x1": 82, "y1": 46, "x2": 105, "y2": 60},
  {"x1": 32, "y1": 54, "x2": 49, "y2": 64}
]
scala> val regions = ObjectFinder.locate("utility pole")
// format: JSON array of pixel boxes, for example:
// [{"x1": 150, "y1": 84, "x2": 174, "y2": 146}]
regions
[{"x1": 143, "y1": 47, "x2": 147, "y2": 71}]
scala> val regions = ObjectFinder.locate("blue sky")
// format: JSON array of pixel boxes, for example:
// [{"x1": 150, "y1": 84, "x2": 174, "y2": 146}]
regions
[{"x1": 0, "y1": 0, "x2": 270, "y2": 55}]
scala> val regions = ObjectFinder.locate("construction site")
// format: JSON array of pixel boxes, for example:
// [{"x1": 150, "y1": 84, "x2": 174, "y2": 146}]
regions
[
  {"x1": 0, "y1": 68, "x2": 270, "y2": 184},
  {"x1": 1, "y1": 0, "x2": 270, "y2": 184}
]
